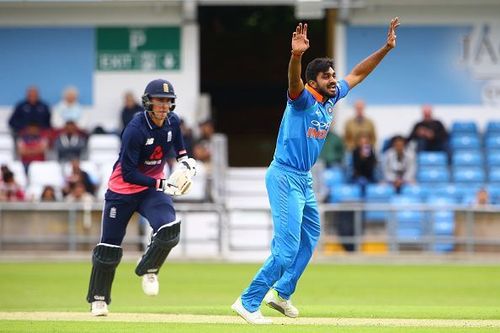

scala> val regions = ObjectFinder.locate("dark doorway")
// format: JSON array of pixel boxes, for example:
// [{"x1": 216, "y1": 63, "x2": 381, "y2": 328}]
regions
[{"x1": 199, "y1": 6, "x2": 326, "y2": 166}]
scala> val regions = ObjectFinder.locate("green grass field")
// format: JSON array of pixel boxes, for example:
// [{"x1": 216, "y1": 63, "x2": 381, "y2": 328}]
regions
[{"x1": 1, "y1": 261, "x2": 500, "y2": 332}]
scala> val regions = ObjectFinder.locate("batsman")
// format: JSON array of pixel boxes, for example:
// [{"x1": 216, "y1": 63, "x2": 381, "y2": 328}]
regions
[{"x1": 86, "y1": 78, "x2": 197, "y2": 316}]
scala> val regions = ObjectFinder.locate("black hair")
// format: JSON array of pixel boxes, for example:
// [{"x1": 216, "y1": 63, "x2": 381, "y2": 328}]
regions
[
  {"x1": 198, "y1": 119, "x2": 214, "y2": 127},
  {"x1": 305, "y1": 58, "x2": 335, "y2": 83},
  {"x1": 391, "y1": 135, "x2": 407, "y2": 148},
  {"x1": 2, "y1": 170, "x2": 14, "y2": 182},
  {"x1": 392, "y1": 135, "x2": 406, "y2": 142}
]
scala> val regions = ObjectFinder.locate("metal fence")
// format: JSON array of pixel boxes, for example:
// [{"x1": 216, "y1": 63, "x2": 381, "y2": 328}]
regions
[
  {"x1": 320, "y1": 203, "x2": 500, "y2": 254},
  {"x1": 0, "y1": 202, "x2": 225, "y2": 254},
  {"x1": 1, "y1": 201, "x2": 500, "y2": 256}
]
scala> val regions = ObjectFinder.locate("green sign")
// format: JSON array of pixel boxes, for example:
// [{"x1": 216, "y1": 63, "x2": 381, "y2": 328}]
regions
[{"x1": 96, "y1": 27, "x2": 180, "y2": 71}]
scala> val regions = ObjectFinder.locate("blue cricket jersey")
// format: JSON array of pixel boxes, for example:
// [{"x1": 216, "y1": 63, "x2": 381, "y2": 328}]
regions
[{"x1": 273, "y1": 80, "x2": 350, "y2": 172}]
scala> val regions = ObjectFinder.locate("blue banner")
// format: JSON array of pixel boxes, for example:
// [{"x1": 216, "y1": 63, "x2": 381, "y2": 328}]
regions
[
  {"x1": 346, "y1": 25, "x2": 485, "y2": 105},
  {"x1": 0, "y1": 28, "x2": 94, "y2": 106}
]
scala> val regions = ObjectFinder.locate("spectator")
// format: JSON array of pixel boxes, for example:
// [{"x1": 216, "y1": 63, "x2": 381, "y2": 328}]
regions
[
  {"x1": 40, "y1": 185, "x2": 57, "y2": 202},
  {"x1": 54, "y1": 121, "x2": 88, "y2": 161},
  {"x1": 65, "y1": 181, "x2": 94, "y2": 203},
  {"x1": 0, "y1": 166, "x2": 25, "y2": 201},
  {"x1": 344, "y1": 99, "x2": 377, "y2": 151},
  {"x1": 319, "y1": 127, "x2": 345, "y2": 167},
  {"x1": 408, "y1": 105, "x2": 448, "y2": 153},
  {"x1": 193, "y1": 119, "x2": 214, "y2": 168},
  {"x1": 121, "y1": 91, "x2": 143, "y2": 130},
  {"x1": 351, "y1": 133, "x2": 377, "y2": 194},
  {"x1": 62, "y1": 159, "x2": 96, "y2": 196},
  {"x1": 475, "y1": 188, "x2": 490, "y2": 206},
  {"x1": 16, "y1": 123, "x2": 49, "y2": 173},
  {"x1": 382, "y1": 135, "x2": 416, "y2": 193},
  {"x1": 9, "y1": 86, "x2": 51, "y2": 137},
  {"x1": 52, "y1": 86, "x2": 89, "y2": 131}
]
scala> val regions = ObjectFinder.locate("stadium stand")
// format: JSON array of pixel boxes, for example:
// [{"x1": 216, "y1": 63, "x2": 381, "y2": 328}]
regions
[
  {"x1": 450, "y1": 134, "x2": 481, "y2": 150},
  {"x1": 0, "y1": 134, "x2": 15, "y2": 162},
  {"x1": 417, "y1": 166, "x2": 450, "y2": 183},
  {"x1": 453, "y1": 166, "x2": 486, "y2": 183},
  {"x1": 485, "y1": 135, "x2": 500, "y2": 151},
  {"x1": 329, "y1": 184, "x2": 362, "y2": 203},
  {"x1": 427, "y1": 195, "x2": 456, "y2": 252},
  {"x1": 364, "y1": 183, "x2": 395, "y2": 223},
  {"x1": 417, "y1": 151, "x2": 447, "y2": 167},
  {"x1": 26, "y1": 161, "x2": 64, "y2": 199},
  {"x1": 486, "y1": 151, "x2": 500, "y2": 167},
  {"x1": 323, "y1": 166, "x2": 346, "y2": 187},
  {"x1": 87, "y1": 134, "x2": 120, "y2": 164},
  {"x1": 451, "y1": 121, "x2": 478, "y2": 135},
  {"x1": 391, "y1": 195, "x2": 425, "y2": 241},
  {"x1": 452, "y1": 150, "x2": 483, "y2": 167},
  {"x1": 489, "y1": 167, "x2": 500, "y2": 184}
]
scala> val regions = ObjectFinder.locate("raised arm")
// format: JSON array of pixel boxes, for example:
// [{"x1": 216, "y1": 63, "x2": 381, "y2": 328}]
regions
[
  {"x1": 344, "y1": 17, "x2": 400, "y2": 90},
  {"x1": 288, "y1": 23, "x2": 310, "y2": 99}
]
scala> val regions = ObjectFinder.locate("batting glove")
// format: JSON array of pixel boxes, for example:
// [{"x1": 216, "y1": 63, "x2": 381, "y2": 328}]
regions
[
  {"x1": 157, "y1": 178, "x2": 182, "y2": 196},
  {"x1": 178, "y1": 157, "x2": 197, "y2": 178}
]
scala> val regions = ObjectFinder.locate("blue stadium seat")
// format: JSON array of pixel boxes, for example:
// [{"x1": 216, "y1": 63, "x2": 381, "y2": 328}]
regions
[
  {"x1": 329, "y1": 184, "x2": 362, "y2": 203},
  {"x1": 452, "y1": 151, "x2": 483, "y2": 167},
  {"x1": 364, "y1": 184, "x2": 396, "y2": 222},
  {"x1": 417, "y1": 166, "x2": 450, "y2": 183},
  {"x1": 391, "y1": 195, "x2": 424, "y2": 240},
  {"x1": 461, "y1": 193, "x2": 477, "y2": 205},
  {"x1": 486, "y1": 121, "x2": 500, "y2": 135},
  {"x1": 489, "y1": 167, "x2": 500, "y2": 183},
  {"x1": 486, "y1": 152, "x2": 500, "y2": 167},
  {"x1": 400, "y1": 184, "x2": 425, "y2": 200},
  {"x1": 455, "y1": 183, "x2": 483, "y2": 201},
  {"x1": 427, "y1": 196, "x2": 456, "y2": 233},
  {"x1": 485, "y1": 135, "x2": 500, "y2": 150},
  {"x1": 450, "y1": 135, "x2": 481, "y2": 150},
  {"x1": 323, "y1": 167, "x2": 345, "y2": 187},
  {"x1": 453, "y1": 167, "x2": 485, "y2": 183},
  {"x1": 417, "y1": 152, "x2": 447, "y2": 166},
  {"x1": 418, "y1": 183, "x2": 441, "y2": 199},
  {"x1": 426, "y1": 196, "x2": 456, "y2": 252},
  {"x1": 432, "y1": 183, "x2": 461, "y2": 202},
  {"x1": 486, "y1": 184, "x2": 500, "y2": 204},
  {"x1": 451, "y1": 121, "x2": 478, "y2": 135}
]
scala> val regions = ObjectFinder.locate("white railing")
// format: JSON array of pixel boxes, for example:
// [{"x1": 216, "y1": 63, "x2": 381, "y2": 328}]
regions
[{"x1": 1, "y1": 201, "x2": 500, "y2": 256}]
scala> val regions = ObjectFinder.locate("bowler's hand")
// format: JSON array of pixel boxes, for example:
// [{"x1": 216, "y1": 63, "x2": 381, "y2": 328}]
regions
[
  {"x1": 291, "y1": 23, "x2": 309, "y2": 56},
  {"x1": 386, "y1": 17, "x2": 400, "y2": 49}
]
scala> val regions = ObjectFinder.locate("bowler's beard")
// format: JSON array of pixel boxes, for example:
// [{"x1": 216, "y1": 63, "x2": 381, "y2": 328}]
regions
[{"x1": 318, "y1": 85, "x2": 337, "y2": 99}]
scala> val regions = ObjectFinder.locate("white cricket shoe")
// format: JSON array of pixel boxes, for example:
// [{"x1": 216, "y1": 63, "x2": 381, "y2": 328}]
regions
[
  {"x1": 91, "y1": 301, "x2": 108, "y2": 316},
  {"x1": 231, "y1": 297, "x2": 272, "y2": 324},
  {"x1": 264, "y1": 289, "x2": 299, "y2": 318},
  {"x1": 142, "y1": 273, "x2": 159, "y2": 296}
]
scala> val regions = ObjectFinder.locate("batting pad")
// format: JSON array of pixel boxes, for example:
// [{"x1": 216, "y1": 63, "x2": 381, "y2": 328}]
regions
[
  {"x1": 86, "y1": 243, "x2": 123, "y2": 304},
  {"x1": 135, "y1": 220, "x2": 181, "y2": 276}
]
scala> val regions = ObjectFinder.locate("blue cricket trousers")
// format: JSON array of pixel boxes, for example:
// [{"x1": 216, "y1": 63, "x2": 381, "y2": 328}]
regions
[
  {"x1": 100, "y1": 188, "x2": 176, "y2": 246},
  {"x1": 241, "y1": 161, "x2": 321, "y2": 312}
]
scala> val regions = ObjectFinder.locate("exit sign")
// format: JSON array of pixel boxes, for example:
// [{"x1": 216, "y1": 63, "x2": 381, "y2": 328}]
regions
[{"x1": 96, "y1": 27, "x2": 181, "y2": 71}]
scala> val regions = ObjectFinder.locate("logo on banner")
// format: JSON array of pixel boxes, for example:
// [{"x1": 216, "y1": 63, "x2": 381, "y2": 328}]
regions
[{"x1": 461, "y1": 24, "x2": 500, "y2": 105}]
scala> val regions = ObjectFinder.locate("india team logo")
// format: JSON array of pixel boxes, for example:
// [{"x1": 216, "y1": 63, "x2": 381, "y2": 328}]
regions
[
  {"x1": 327, "y1": 106, "x2": 334, "y2": 115},
  {"x1": 307, "y1": 120, "x2": 329, "y2": 139}
]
